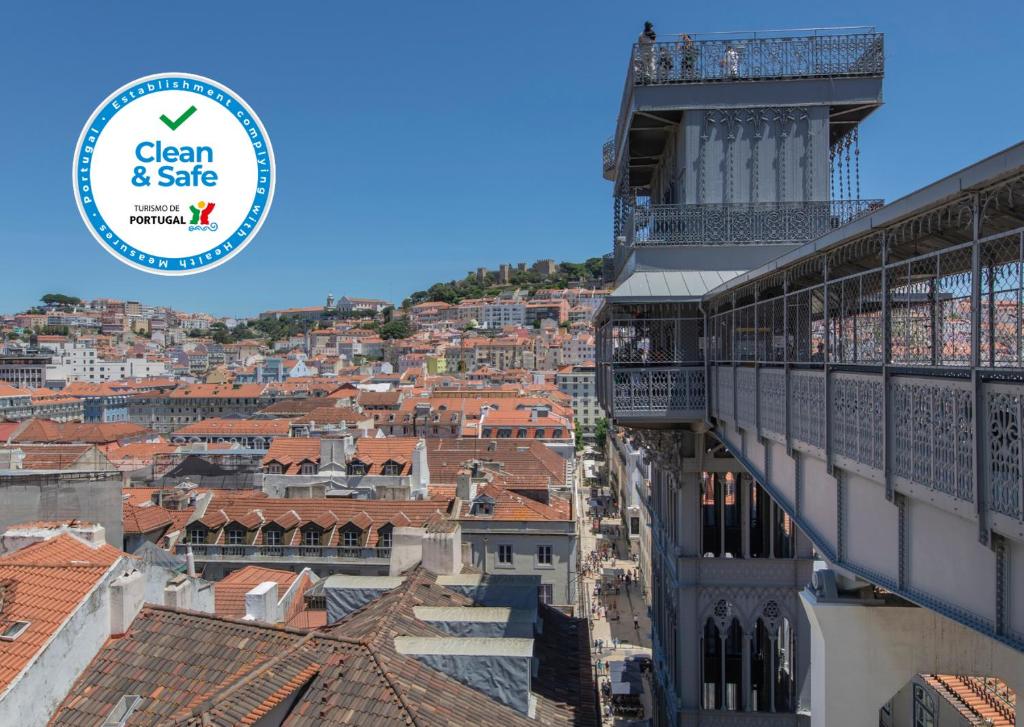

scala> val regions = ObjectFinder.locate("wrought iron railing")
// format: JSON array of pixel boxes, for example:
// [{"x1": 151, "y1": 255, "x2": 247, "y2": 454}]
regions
[
  {"x1": 630, "y1": 32, "x2": 884, "y2": 86},
  {"x1": 610, "y1": 366, "x2": 706, "y2": 418},
  {"x1": 602, "y1": 138, "x2": 616, "y2": 180},
  {"x1": 597, "y1": 311, "x2": 707, "y2": 421},
  {"x1": 614, "y1": 30, "x2": 884, "y2": 154},
  {"x1": 625, "y1": 200, "x2": 882, "y2": 248},
  {"x1": 174, "y1": 544, "x2": 388, "y2": 560}
]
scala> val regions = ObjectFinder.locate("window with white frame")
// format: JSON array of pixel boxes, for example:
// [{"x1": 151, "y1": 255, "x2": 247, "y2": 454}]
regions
[
  {"x1": 265, "y1": 529, "x2": 281, "y2": 547},
  {"x1": 537, "y1": 583, "x2": 553, "y2": 604},
  {"x1": 498, "y1": 544, "x2": 513, "y2": 565},
  {"x1": 303, "y1": 529, "x2": 321, "y2": 546},
  {"x1": 343, "y1": 530, "x2": 360, "y2": 547},
  {"x1": 226, "y1": 528, "x2": 245, "y2": 545},
  {"x1": 378, "y1": 529, "x2": 392, "y2": 548},
  {"x1": 537, "y1": 545, "x2": 552, "y2": 566},
  {"x1": 188, "y1": 528, "x2": 206, "y2": 544},
  {"x1": 299, "y1": 461, "x2": 316, "y2": 475}
]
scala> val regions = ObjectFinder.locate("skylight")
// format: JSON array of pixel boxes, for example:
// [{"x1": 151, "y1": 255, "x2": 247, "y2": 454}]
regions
[{"x1": 0, "y1": 620, "x2": 30, "y2": 641}]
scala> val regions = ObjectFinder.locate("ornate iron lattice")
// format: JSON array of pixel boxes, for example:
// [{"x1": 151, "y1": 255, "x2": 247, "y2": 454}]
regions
[
  {"x1": 610, "y1": 367, "x2": 705, "y2": 417},
  {"x1": 736, "y1": 367, "x2": 757, "y2": 429},
  {"x1": 987, "y1": 384, "x2": 1022, "y2": 519},
  {"x1": 718, "y1": 366, "x2": 734, "y2": 420},
  {"x1": 891, "y1": 377, "x2": 974, "y2": 502},
  {"x1": 831, "y1": 373, "x2": 883, "y2": 471},
  {"x1": 759, "y1": 368, "x2": 787, "y2": 435},
  {"x1": 630, "y1": 32, "x2": 884, "y2": 86},
  {"x1": 790, "y1": 371, "x2": 826, "y2": 450},
  {"x1": 626, "y1": 200, "x2": 881, "y2": 248}
]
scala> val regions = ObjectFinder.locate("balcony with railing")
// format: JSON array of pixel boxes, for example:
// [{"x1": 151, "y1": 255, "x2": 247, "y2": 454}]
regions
[
  {"x1": 628, "y1": 199, "x2": 881, "y2": 248},
  {"x1": 631, "y1": 30, "x2": 884, "y2": 87},
  {"x1": 177, "y1": 543, "x2": 391, "y2": 562},
  {"x1": 613, "y1": 199, "x2": 883, "y2": 280},
  {"x1": 614, "y1": 28, "x2": 885, "y2": 163},
  {"x1": 602, "y1": 138, "x2": 616, "y2": 181},
  {"x1": 597, "y1": 305, "x2": 706, "y2": 425}
]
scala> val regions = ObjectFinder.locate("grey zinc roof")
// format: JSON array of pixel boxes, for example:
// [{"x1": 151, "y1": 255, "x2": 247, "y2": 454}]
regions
[{"x1": 609, "y1": 270, "x2": 745, "y2": 302}]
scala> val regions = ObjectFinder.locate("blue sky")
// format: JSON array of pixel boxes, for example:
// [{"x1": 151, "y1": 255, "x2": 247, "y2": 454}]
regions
[{"x1": 1, "y1": 0, "x2": 1021, "y2": 317}]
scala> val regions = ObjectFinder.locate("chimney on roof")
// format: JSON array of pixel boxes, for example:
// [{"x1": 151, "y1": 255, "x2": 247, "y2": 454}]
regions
[
  {"x1": 109, "y1": 569, "x2": 145, "y2": 636},
  {"x1": 244, "y1": 581, "x2": 280, "y2": 623},
  {"x1": 164, "y1": 573, "x2": 194, "y2": 610},
  {"x1": 422, "y1": 520, "x2": 463, "y2": 576},
  {"x1": 0, "y1": 521, "x2": 106, "y2": 554},
  {"x1": 455, "y1": 470, "x2": 476, "y2": 502},
  {"x1": 185, "y1": 545, "x2": 197, "y2": 578}
]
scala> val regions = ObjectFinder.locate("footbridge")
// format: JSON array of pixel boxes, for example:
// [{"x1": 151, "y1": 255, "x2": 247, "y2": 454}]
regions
[{"x1": 598, "y1": 143, "x2": 1024, "y2": 723}]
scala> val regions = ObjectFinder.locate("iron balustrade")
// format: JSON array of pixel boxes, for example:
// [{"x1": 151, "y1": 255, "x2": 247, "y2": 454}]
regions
[
  {"x1": 614, "y1": 29, "x2": 884, "y2": 155},
  {"x1": 702, "y1": 222, "x2": 1024, "y2": 534},
  {"x1": 631, "y1": 32, "x2": 884, "y2": 86},
  {"x1": 597, "y1": 312, "x2": 706, "y2": 421},
  {"x1": 173, "y1": 544, "x2": 390, "y2": 560},
  {"x1": 602, "y1": 138, "x2": 615, "y2": 180},
  {"x1": 624, "y1": 200, "x2": 882, "y2": 249}
]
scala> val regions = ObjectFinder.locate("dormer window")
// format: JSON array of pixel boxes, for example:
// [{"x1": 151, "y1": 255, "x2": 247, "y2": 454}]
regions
[
  {"x1": 188, "y1": 528, "x2": 206, "y2": 544},
  {"x1": 471, "y1": 496, "x2": 495, "y2": 516},
  {"x1": 266, "y1": 463, "x2": 283, "y2": 474},
  {"x1": 381, "y1": 460, "x2": 402, "y2": 476},
  {"x1": 226, "y1": 528, "x2": 245, "y2": 545},
  {"x1": 342, "y1": 530, "x2": 360, "y2": 547},
  {"x1": 347, "y1": 461, "x2": 367, "y2": 476},
  {"x1": 299, "y1": 462, "x2": 316, "y2": 475}
]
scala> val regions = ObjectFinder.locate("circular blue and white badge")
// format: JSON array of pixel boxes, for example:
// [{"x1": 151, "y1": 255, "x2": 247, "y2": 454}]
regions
[{"x1": 72, "y1": 73, "x2": 275, "y2": 275}]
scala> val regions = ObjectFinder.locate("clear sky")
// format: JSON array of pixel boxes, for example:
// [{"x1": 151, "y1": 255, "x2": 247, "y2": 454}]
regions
[{"x1": 1, "y1": 0, "x2": 1021, "y2": 317}]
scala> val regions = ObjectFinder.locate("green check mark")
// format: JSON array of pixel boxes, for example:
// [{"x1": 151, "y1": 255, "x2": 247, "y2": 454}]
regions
[{"x1": 159, "y1": 105, "x2": 197, "y2": 131}]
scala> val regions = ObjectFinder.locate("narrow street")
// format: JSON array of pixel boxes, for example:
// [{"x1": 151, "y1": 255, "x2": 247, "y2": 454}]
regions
[{"x1": 576, "y1": 447, "x2": 653, "y2": 725}]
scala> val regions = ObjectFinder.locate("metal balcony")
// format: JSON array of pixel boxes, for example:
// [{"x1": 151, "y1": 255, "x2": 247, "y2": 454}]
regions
[
  {"x1": 630, "y1": 31, "x2": 884, "y2": 87},
  {"x1": 597, "y1": 308, "x2": 706, "y2": 425},
  {"x1": 602, "y1": 138, "x2": 616, "y2": 181},
  {"x1": 614, "y1": 29, "x2": 884, "y2": 159},
  {"x1": 626, "y1": 200, "x2": 882, "y2": 248}
]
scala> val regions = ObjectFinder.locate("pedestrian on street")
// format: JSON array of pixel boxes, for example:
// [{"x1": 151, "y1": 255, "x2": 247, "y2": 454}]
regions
[{"x1": 634, "y1": 615, "x2": 640, "y2": 631}]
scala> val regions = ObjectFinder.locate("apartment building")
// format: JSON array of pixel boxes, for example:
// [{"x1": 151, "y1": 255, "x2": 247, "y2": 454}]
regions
[{"x1": 555, "y1": 363, "x2": 604, "y2": 434}]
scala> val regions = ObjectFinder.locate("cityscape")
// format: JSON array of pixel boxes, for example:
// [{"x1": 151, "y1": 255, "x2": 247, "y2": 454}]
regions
[{"x1": 1, "y1": 9, "x2": 1024, "y2": 727}]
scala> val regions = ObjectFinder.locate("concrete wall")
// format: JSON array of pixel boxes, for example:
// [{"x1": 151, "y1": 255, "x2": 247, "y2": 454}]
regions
[
  {"x1": 0, "y1": 475, "x2": 123, "y2": 546},
  {"x1": 803, "y1": 590, "x2": 1024, "y2": 727},
  {"x1": 460, "y1": 524, "x2": 576, "y2": 607},
  {"x1": 0, "y1": 559, "x2": 133, "y2": 727}
]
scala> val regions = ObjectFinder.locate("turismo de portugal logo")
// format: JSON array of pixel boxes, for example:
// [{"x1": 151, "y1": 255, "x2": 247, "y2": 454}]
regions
[{"x1": 72, "y1": 73, "x2": 275, "y2": 275}]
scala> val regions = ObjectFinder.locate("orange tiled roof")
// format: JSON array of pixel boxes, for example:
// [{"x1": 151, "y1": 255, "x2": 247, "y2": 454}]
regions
[
  {"x1": 352, "y1": 437, "x2": 419, "y2": 475},
  {"x1": 457, "y1": 483, "x2": 572, "y2": 522},
  {"x1": 261, "y1": 437, "x2": 321, "y2": 474},
  {"x1": 213, "y1": 565, "x2": 299, "y2": 620},
  {"x1": 10, "y1": 420, "x2": 151, "y2": 445},
  {"x1": 172, "y1": 418, "x2": 293, "y2": 436},
  {"x1": 0, "y1": 535, "x2": 123, "y2": 693},
  {"x1": 6, "y1": 443, "x2": 95, "y2": 471},
  {"x1": 122, "y1": 502, "x2": 175, "y2": 535}
]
